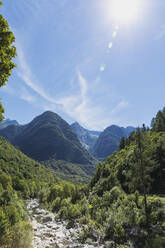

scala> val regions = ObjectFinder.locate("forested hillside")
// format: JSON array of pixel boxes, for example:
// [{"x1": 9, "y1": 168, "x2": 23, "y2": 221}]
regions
[
  {"x1": 0, "y1": 136, "x2": 84, "y2": 247},
  {"x1": 35, "y1": 108, "x2": 165, "y2": 247},
  {"x1": 0, "y1": 111, "x2": 95, "y2": 165},
  {"x1": 0, "y1": 111, "x2": 97, "y2": 181},
  {"x1": 0, "y1": 136, "x2": 57, "y2": 246}
]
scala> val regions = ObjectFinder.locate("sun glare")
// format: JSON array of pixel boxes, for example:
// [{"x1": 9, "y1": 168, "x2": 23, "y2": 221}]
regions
[{"x1": 112, "y1": 0, "x2": 139, "y2": 23}]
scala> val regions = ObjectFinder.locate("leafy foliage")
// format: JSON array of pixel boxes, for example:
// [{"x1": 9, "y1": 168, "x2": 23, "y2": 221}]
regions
[
  {"x1": 0, "y1": 136, "x2": 59, "y2": 246},
  {"x1": 0, "y1": 1, "x2": 16, "y2": 120},
  {"x1": 88, "y1": 121, "x2": 165, "y2": 247},
  {"x1": 42, "y1": 159, "x2": 92, "y2": 183}
]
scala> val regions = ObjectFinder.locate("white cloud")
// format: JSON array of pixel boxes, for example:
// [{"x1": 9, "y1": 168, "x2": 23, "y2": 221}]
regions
[
  {"x1": 16, "y1": 46, "x2": 129, "y2": 130},
  {"x1": 111, "y1": 101, "x2": 129, "y2": 114},
  {"x1": 17, "y1": 45, "x2": 63, "y2": 109},
  {"x1": 20, "y1": 87, "x2": 36, "y2": 103},
  {"x1": 155, "y1": 25, "x2": 165, "y2": 40}
]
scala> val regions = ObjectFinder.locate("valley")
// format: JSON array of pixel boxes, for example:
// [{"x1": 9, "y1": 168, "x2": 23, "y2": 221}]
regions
[{"x1": 0, "y1": 1, "x2": 165, "y2": 247}]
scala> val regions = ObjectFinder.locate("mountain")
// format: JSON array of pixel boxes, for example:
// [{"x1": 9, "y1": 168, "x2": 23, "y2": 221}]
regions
[
  {"x1": 0, "y1": 124, "x2": 24, "y2": 143},
  {"x1": 0, "y1": 118, "x2": 19, "y2": 129},
  {"x1": 0, "y1": 111, "x2": 95, "y2": 166},
  {"x1": 92, "y1": 125, "x2": 135, "y2": 160},
  {"x1": 71, "y1": 122, "x2": 101, "y2": 150}
]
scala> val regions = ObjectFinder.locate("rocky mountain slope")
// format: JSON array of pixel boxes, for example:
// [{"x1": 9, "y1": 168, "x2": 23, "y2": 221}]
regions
[
  {"x1": 92, "y1": 125, "x2": 135, "y2": 160},
  {"x1": 0, "y1": 118, "x2": 19, "y2": 129},
  {"x1": 71, "y1": 122, "x2": 101, "y2": 150}
]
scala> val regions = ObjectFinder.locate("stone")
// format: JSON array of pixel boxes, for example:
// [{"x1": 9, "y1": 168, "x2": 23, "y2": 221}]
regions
[{"x1": 104, "y1": 241, "x2": 116, "y2": 248}]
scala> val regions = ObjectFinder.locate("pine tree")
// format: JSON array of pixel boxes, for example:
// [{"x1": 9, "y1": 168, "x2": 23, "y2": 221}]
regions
[
  {"x1": 153, "y1": 110, "x2": 165, "y2": 132},
  {"x1": 126, "y1": 128, "x2": 155, "y2": 226},
  {"x1": 119, "y1": 137, "x2": 126, "y2": 150}
]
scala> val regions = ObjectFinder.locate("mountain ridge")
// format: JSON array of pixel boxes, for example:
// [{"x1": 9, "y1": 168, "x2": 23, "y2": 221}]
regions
[
  {"x1": 0, "y1": 118, "x2": 19, "y2": 129},
  {"x1": 0, "y1": 111, "x2": 95, "y2": 166},
  {"x1": 71, "y1": 122, "x2": 101, "y2": 150},
  {"x1": 92, "y1": 124, "x2": 135, "y2": 160}
]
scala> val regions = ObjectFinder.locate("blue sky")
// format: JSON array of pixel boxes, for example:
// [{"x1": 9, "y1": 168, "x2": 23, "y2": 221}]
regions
[{"x1": 0, "y1": 0, "x2": 165, "y2": 130}]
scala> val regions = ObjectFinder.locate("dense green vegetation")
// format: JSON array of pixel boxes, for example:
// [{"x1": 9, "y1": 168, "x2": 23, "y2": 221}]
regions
[
  {"x1": 0, "y1": 136, "x2": 61, "y2": 247},
  {"x1": 152, "y1": 107, "x2": 165, "y2": 132},
  {"x1": 0, "y1": 0, "x2": 16, "y2": 121},
  {"x1": 37, "y1": 108, "x2": 165, "y2": 247},
  {"x1": 42, "y1": 159, "x2": 96, "y2": 183}
]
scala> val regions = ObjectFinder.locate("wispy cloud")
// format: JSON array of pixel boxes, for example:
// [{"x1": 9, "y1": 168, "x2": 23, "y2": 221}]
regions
[
  {"x1": 16, "y1": 45, "x2": 92, "y2": 125},
  {"x1": 1, "y1": 83, "x2": 36, "y2": 105},
  {"x1": 17, "y1": 46, "x2": 63, "y2": 109},
  {"x1": 20, "y1": 87, "x2": 36, "y2": 103},
  {"x1": 111, "y1": 101, "x2": 129, "y2": 114},
  {"x1": 155, "y1": 25, "x2": 165, "y2": 40},
  {"x1": 16, "y1": 46, "x2": 129, "y2": 130}
]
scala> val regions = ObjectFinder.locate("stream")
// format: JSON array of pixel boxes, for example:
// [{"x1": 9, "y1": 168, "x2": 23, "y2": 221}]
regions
[{"x1": 27, "y1": 199, "x2": 103, "y2": 248}]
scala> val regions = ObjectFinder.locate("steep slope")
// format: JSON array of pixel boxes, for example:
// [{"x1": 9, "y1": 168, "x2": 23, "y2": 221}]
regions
[
  {"x1": 92, "y1": 125, "x2": 135, "y2": 160},
  {"x1": 71, "y1": 122, "x2": 101, "y2": 150},
  {"x1": 0, "y1": 124, "x2": 24, "y2": 143},
  {"x1": 0, "y1": 111, "x2": 95, "y2": 166},
  {"x1": 0, "y1": 136, "x2": 58, "y2": 184},
  {"x1": 90, "y1": 130, "x2": 165, "y2": 194}
]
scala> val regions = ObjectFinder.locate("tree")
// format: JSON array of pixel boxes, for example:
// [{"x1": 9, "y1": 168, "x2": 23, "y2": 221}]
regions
[
  {"x1": 119, "y1": 137, "x2": 126, "y2": 150},
  {"x1": 152, "y1": 109, "x2": 165, "y2": 132},
  {"x1": 126, "y1": 128, "x2": 155, "y2": 226},
  {"x1": 152, "y1": 135, "x2": 165, "y2": 193},
  {"x1": 150, "y1": 118, "x2": 155, "y2": 128},
  {"x1": 0, "y1": 0, "x2": 17, "y2": 121}
]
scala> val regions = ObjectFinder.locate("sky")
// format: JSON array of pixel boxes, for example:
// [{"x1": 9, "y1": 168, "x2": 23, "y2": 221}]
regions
[{"x1": 0, "y1": 0, "x2": 165, "y2": 130}]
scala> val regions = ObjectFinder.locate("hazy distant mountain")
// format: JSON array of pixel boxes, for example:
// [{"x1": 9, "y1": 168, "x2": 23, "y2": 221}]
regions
[
  {"x1": 71, "y1": 122, "x2": 101, "y2": 150},
  {"x1": 0, "y1": 111, "x2": 95, "y2": 166},
  {"x1": 92, "y1": 125, "x2": 135, "y2": 161},
  {"x1": 0, "y1": 119, "x2": 19, "y2": 129}
]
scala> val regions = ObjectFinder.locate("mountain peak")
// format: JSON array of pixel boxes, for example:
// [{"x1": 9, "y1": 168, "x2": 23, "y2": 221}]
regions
[
  {"x1": 0, "y1": 119, "x2": 19, "y2": 129},
  {"x1": 0, "y1": 111, "x2": 95, "y2": 165}
]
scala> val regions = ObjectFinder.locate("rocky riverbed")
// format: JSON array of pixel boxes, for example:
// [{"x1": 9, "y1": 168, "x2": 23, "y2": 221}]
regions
[{"x1": 27, "y1": 199, "x2": 104, "y2": 248}]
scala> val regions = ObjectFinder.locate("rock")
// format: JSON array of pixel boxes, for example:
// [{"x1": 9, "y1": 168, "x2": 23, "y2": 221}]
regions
[
  {"x1": 66, "y1": 220, "x2": 76, "y2": 229},
  {"x1": 104, "y1": 241, "x2": 116, "y2": 248},
  {"x1": 42, "y1": 214, "x2": 54, "y2": 223},
  {"x1": 27, "y1": 199, "x2": 105, "y2": 248}
]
